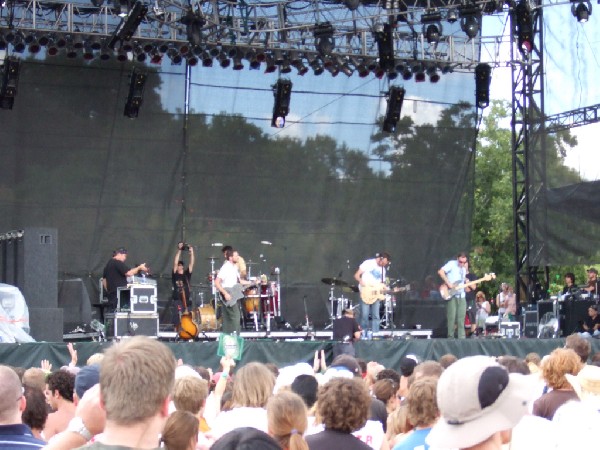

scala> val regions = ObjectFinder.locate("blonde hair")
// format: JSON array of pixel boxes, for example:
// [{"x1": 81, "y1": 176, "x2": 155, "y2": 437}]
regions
[
  {"x1": 232, "y1": 362, "x2": 275, "y2": 408},
  {"x1": 267, "y1": 391, "x2": 309, "y2": 450},
  {"x1": 172, "y1": 376, "x2": 208, "y2": 415},
  {"x1": 386, "y1": 403, "x2": 413, "y2": 443},
  {"x1": 100, "y1": 336, "x2": 176, "y2": 424}
]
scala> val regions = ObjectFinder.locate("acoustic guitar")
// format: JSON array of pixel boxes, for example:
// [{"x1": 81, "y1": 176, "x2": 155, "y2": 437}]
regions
[
  {"x1": 439, "y1": 273, "x2": 496, "y2": 301},
  {"x1": 178, "y1": 286, "x2": 199, "y2": 340},
  {"x1": 360, "y1": 283, "x2": 411, "y2": 305}
]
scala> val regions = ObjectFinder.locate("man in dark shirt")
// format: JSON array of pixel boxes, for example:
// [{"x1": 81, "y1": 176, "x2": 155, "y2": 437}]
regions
[
  {"x1": 171, "y1": 242, "x2": 195, "y2": 327},
  {"x1": 580, "y1": 305, "x2": 600, "y2": 338},
  {"x1": 0, "y1": 365, "x2": 45, "y2": 449},
  {"x1": 332, "y1": 308, "x2": 361, "y2": 358},
  {"x1": 102, "y1": 247, "x2": 148, "y2": 310}
]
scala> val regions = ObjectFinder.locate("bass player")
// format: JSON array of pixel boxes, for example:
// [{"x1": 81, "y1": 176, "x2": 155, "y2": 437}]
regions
[
  {"x1": 354, "y1": 252, "x2": 391, "y2": 335},
  {"x1": 438, "y1": 252, "x2": 468, "y2": 339},
  {"x1": 215, "y1": 248, "x2": 252, "y2": 334}
]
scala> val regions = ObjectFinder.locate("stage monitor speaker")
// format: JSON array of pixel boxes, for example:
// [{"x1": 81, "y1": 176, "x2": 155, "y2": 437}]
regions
[
  {"x1": 395, "y1": 300, "x2": 447, "y2": 338},
  {"x1": 58, "y1": 278, "x2": 92, "y2": 333},
  {"x1": 523, "y1": 311, "x2": 538, "y2": 338},
  {"x1": 0, "y1": 228, "x2": 58, "y2": 309},
  {"x1": 280, "y1": 284, "x2": 328, "y2": 329}
]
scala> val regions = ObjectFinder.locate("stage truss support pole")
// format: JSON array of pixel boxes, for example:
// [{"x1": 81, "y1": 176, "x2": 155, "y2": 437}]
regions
[{"x1": 510, "y1": 0, "x2": 548, "y2": 306}]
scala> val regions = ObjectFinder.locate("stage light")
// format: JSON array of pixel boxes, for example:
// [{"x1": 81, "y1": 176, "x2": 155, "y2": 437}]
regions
[
  {"x1": 12, "y1": 33, "x2": 25, "y2": 53},
  {"x1": 66, "y1": 45, "x2": 78, "y2": 59},
  {"x1": 73, "y1": 34, "x2": 84, "y2": 49},
  {"x1": 475, "y1": 63, "x2": 491, "y2": 108},
  {"x1": 515, "y1": 0, "x2": 532, "y2": 54},
  {"x1": 344, "y1": 0, "x2": 360, "y2": 10},
  {"x1": 186, "y1": 54, "x2": 199, "y2": 67},
  {"x1": 374, "y1": 22, "x2": 394, "y2": 71},
  {"x1": 387, "y1": 69, "x2": 398, "y2": 80},
  {"x1": 271, "y1": 78, "x2": 292, "y2": 128},
  {"x1": 116, "y1": 49, "x2": 128, "y2": 62},
  {"x1": 27, "y1": 36, "x2": 41, "y2": 54},
  {"x1": 382, "y1": 86, "x2": 405, "y2": 133},
  {"x1": 122, "y1": 40, "x2": 134, "y2": 52},
  {"x1": 158, "y1": 42, "x2": 169, "y2": 53},
  {"x1": 124, "y1": 67, "x2": 147, "y2": 118},
  {"x1": 179, "y1": 43, "x2": 190, "y2": 56},
  {"x1": 107, "y1": 1, "x2": 148, "y2": 50},
  {"x1": 293, "y1": 61, "x2": 309, "y2": 75},
  {"x1": 83, "y1": 42, "x2": 95, "y2": 60},
  {"x1": 309, "y1": 57, "x2": 324, "y2": 76},
  {"x1": 100, "y1": 47, "x2": 112, "y2": 60},
  {"x1": 356, "y1": 60, "x2": 370, "y2": 78},
  {"x1": 314, "y1": 22, "x2": 335, "y2": 56},
  {"x1": 412, "y1": 62, "x2": 425, "y2": 82},
  {"x1": 149, "y1": 50, "x2": 162, "y2": 64},
  {"x1": 90, "y1": 36, "x2": 103, "y2": 51},
  {"x1": 167, "y1": 48, "x2": 182, "y2": 65},
  {"x1": 572, "y1": 1, "x2": 592, "y2": 23},
  {"x1": 461, "y1": 16, "x2": 480, "y2": 39},
  {"x1": 55, "y1": 35, "x2": 67, "y2": 48},
  {"x1": 447, "y1": 9, "x2": 458, "y2": 23},
  {"x1": 427, "y1": 65, "x2": 440, "y2": 83},
  {"x1": 47, "y1": 38, "x2": 59, "y2": 56},
  {"x1": 201, "y1": 51, "x2": 213, "y2": 67},
  {"x1": 425, "y1": 24, "x2": 441, "y2": 43},
  {"x1": 218, "y1": 51, "x2": 230, "y2": 68},
  {"x1": 0, "y1": 57, "x2": 20, "y2": 110},
  {"x1": 142, "y1": 41, "x2": 154, "y2": 53},
  {"x1": 232, "y1": 57, "x2": 244, "y2": 70},
  {"x1": 264, "y1": 55, "x2": 277, "y2": 73},
  {"x1": 133, "y1": 45, "x2": 146, "y2": 62}
]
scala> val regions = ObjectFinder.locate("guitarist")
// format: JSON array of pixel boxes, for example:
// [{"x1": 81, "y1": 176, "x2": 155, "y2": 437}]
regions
[
  {"x1": 215, "y1": 248, "x2": 251, "y2": 334},
  {"x1": 171, "y1": 242, "x2": 195, "y2": 329},
  {"x1": 354, "y1": 252, "x2": 391, "y2": 335},
  {"x1": 438, "y1": 252, "x2": 468, "y2": 339}
]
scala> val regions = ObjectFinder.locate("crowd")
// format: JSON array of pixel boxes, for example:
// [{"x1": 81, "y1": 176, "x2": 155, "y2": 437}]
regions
[{"x1": 1, "y1": 334, "x2": 599, "y2": 450}]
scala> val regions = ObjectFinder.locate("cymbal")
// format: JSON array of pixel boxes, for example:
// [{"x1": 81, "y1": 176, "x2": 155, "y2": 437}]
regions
[
  {"x1": 206, "y1": 256, "x2": 219, "y2": 260},
  {"x1": 321, "y1": 277, "x2": 349, "y2": 287},
  {"x1": 342, "y1": 285, "x2": 359, "y2": 293}
]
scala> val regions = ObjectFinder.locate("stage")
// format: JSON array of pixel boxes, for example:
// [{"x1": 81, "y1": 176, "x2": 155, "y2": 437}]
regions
[{"x1": 2, "y1": 336, "x2": 599, "y2": 371}]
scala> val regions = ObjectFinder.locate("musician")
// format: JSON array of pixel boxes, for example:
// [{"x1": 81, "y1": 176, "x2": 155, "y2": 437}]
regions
[
  {"x1": 437, "y1": 252, "x2": 468, "y2": 339},
  {"x1": 332, "y1": 308, "x2": 362, "y2": 358},
  {"x1": 562, "y1": 272, "x2": 579, "y2": 300},
  {"x1": 221, "y1": 245, "x2": 247, "y2": 280},
  {"x1": 215, "y1": 248, "x2": 251, "y2": 334},
  {"x1": 354, "y1": 252, "x2": 391, "y2": 334},
  {"x1": 101, "y1": 247, "x2": 148, "y2": 310},
  {"x1": 171, "y1": 242, "x2": 195, "y2": 328},
  {"x1": 582, "y1": 268, "x2": 598, "y2": 298}
]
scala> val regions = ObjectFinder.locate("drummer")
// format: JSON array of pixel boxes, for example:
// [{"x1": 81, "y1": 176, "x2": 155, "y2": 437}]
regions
[{"x1": 221, "y1": 245, "x2": 247, "y2": 280}]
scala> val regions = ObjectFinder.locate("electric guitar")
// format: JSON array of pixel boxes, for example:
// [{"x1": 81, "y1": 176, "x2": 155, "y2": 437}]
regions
[
  {"x1": 439, "y1": 273, "x2": 496, "y2": 301},
  {"x1": 360, "y1": 283, "x2": 411, "y2": 305},
  {"x1": 219, "y1": 282, "x2": 259, "y2": 307}
]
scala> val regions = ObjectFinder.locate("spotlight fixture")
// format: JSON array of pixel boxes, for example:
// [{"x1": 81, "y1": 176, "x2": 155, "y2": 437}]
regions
[
  {"x1": 412, "y1": 62, "x2": 425, "y2": 82},
  {"x1": 232, "y1": 57, "x2": 244, "y2": 70},
  {"x1": 482, "y1": 0, "x2": 503, "y2": 14},
  {"x1": 374, "y1": 23, "x2": 394, "y2": 71},
  {"x1": 427, "y1": 65, "x2": 440, "y2": 83},
  {"x1": 314, "y1": 22, "x2": 335, "y2": 57},
  {"x1": 107, "y1": 1, "x2": 148, "y2": 50},
  {"x1": 0, "y1": 56, "x2": 20, "y2": 110},
  {"x1": 12, "y1": 33, "x2": 25, "y2": 53},
  {"x1": 474, "y1": 63, "x2": 491, "y2": 108},
  {"x1": 218, "y1": 51, "x2": 230, "y2": 68},
  {"x1": 186, "y1": 54, "x2": 199, "y2": 67},
  {"x1": 424, "y1": 24, "x2": 441, "y2": 44},
  {"x1": 355, "y1": 61, "x2": 370, "y2": 78},
  {"x1": 271, "y1": 78, "x2": 292, "y2": 128},
  {"x1": 571, "y1": 1, "x2": 591, "y2": 23},
  {"x1": 46, "y1": 38, "x2": 59, "y2": 56},
  {"x1": 124, "y1": 67, "x2": 147, "y2": 118},
  {"x1": 382, "y1": 86, "x2": 405, "y2": 133},
  {"x1": 344, "y1": 0, "x2": 361, "y2": 10},
  {"x1": 459, "y1": 2, "x2": 481, "y2": 39},
  {"x1": 446, "y1": 9, "x2": 458, "y2": 23},
  {"x1": 514, "y1": 0, "x2": 533, "y2": 54},
  {"x1": 264, "y1": 55, "x2": 277, "y2": 73},
  {"x1": 83, "y1": 42, "x2": 95, "y2": 60},
  {"x1": 201, "y1": 51, "x2": 213, "y2": 67},
  {"x1": 100, "y1": 47, "x2": 112, "y2": 61},
  {"x1": 167, "y1": 48, "x2": 182, "y2": 65}
]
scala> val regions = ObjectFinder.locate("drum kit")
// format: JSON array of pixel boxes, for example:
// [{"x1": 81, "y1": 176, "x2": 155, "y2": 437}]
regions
[
  {"x1": 321, "y1": 277, "x2": 358, "y2": 329},
  {"x1": 178, "y1": 255, "x2": 282, "y2": 336}
]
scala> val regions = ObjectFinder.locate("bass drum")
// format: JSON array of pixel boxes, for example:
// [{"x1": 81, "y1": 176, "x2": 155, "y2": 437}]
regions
[{"x1": 194, "y1": 305, "x2": 217, "y2": 331}]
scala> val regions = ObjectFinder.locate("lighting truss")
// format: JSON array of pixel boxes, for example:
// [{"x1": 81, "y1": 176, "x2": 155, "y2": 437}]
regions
[{"x1": 0, "y1": 0, "x2": 503, "y2": 75}]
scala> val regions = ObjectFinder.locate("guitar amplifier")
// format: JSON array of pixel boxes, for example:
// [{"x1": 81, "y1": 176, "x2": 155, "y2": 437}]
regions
[
  {"x1": 105, "y1": 312, "x2": 159, "y2": 339},
  {"x1": 499, "y1": 321, "x2": 521, "y2": 339},
  {"x1": 117, "y1": 284, "x2": 157, "y2": 313}
]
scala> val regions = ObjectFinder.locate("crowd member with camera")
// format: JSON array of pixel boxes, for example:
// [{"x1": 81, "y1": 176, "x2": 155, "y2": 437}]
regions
[{"x1": 171, "y1": 242, "x2": 195, "y2": 328}]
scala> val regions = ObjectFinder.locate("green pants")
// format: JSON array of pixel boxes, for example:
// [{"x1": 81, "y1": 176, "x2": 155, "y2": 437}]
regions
[
  {"x1": 447, "y1": 296, "x2": 467, "y2": 338},
  {"x1": 222, "y1": 303, "x2": 241, "y2": 335}
]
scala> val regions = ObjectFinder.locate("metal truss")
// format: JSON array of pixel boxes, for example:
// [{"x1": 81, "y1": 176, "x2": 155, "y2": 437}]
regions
[
  {"x1": 0, "y1": 0, "x2": 512, "y2": 73},
  {"x1": 510, "y1": 0, "x2": 548, "y2": 305},
  {"x1": 544, "y1": 102, "x2": 600, "y2": 134}
]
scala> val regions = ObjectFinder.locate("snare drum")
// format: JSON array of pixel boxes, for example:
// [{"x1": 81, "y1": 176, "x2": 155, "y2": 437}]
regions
[{"x1": 195, "y1": 305, "x2": 217, "y2": 331}]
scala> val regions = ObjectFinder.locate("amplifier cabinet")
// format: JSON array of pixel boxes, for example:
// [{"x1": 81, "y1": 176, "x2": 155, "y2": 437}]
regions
[
  {"x1": 105, "y1": 312, "x2": 159, "y2": 339},
  {"x1": 117, "y1": 285, "x2": 157, "y2": 313},
  {"x1": 499, "y1": 321, "x2": 521, "y2": 339}
]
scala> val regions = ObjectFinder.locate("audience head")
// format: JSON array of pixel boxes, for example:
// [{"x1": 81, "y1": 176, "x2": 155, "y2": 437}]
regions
[
  {"x1": 408, "y1": 361, "x2": 444, "y2": 388},
  {"x1": 211, "y1": 427, "x2": 281, "y2": 450},
  {"x1": 565, "y1": 334, "x2": 591, "y2": 364},
  {"x1": 542, "y1": 348, "x2": 582, "y2": 390},
  {"x1": 372, "y1": 378, "x2": 399, "y2": 412},
  {"x1": 376, "y1": 368, "x2": 400, "y2": 385},
  {"x1": 46, "y1": 369, "x2": 75, "y2": 405},
  {"x1": 232, "y1": 362, "x2": 275, "y2": 408},
  {"x1": 524, "y1": 352, "x2": 541, "y2": 374},
  {"x1": 496, "y1": 356, "x2": 530, "y2": 375},
  {"x1": 86, "y1": 352, "x2": 105, "y2": 366},
  {"x1": 406, "y1": 376, "x2": 439, "y2": 428},
  {"x1": 0, "y1": 365, "x2": 25, "y2": 424},
  {"x1": 427, "y1": 356, "x2": 534, "y2": 449},
  {"x1": 172, "y1": 376, "x2": 209, "y2": 415},
  {"x1": 100, "y1": 336, "x2": 176, "y2": 425},
  {"x1": 438, "y1": 354, "x2": 458, "y2": 369},
  {"x1": 267, "y1": 391, "x2": 309, "y2": 450},
  {"x1": 74, "y1": 364, "x2": 100, "y2": 401},
  {"x1": 317, "y1": 377, "x2": 370, "y2": 433},
  {"x1": 386, "y1": 402, "x2": 413, "y2": 438},
  {"x1": 22, "y1": 386, "x2": 48, "y2": 435},
  {"x1": 22, "y1": 368, "x2": 47, "y2": 392},
  {"x1": 290, "y1": 374, "x2": 318, "y2": 409},
  {"x1": 161, "y1": 410, "x2": 199, "y2": 450},
  {"x1": 399, "y1": 356, "x2": 418, "y2": 378}
]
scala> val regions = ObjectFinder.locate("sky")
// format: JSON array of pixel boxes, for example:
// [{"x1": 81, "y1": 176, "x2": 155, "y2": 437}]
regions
[{"x1": 483, "y1": 5, "x2": 600, "y2": 181}]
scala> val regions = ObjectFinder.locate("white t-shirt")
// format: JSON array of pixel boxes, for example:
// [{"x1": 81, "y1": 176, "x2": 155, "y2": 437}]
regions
[
  {"x1": 217, "y1": 261, "x2": 240, "y2": 288},
  {"x1": 359, "y1": 259, "x2": 386, "y2": 285},
  {"x1": 210, "y1": 406, "x2": 268, "y2": 440}
]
